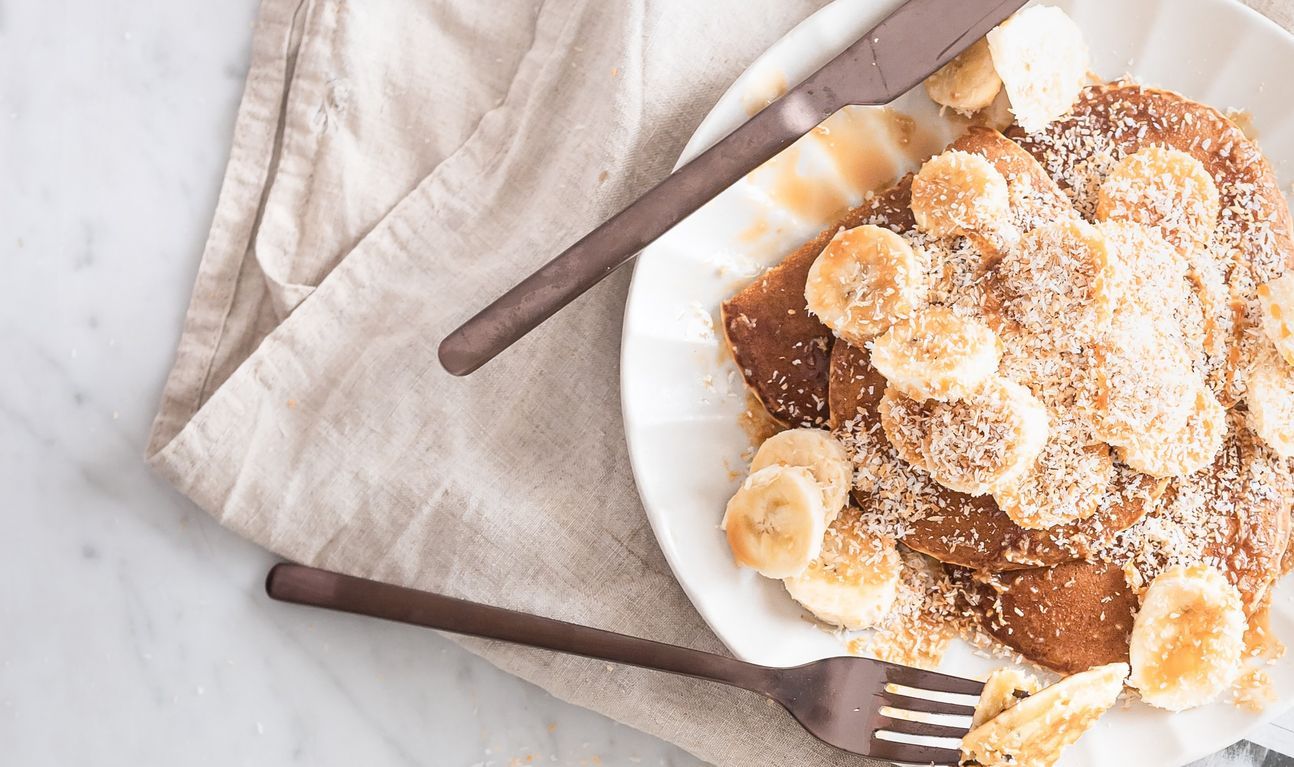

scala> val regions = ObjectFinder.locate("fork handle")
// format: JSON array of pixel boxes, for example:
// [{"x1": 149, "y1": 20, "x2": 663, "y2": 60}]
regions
[
  {"x1": 436, "y1": 90, "x2": 834, "y2": 376},
  {"x1": 266, "y1": 563, "x2": 781, "y2": 697}
]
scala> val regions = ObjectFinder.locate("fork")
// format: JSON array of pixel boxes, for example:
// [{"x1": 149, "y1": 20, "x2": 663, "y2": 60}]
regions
[
  {"x1": 266, "y1": 563, "x2": 982, "y2": 765},
  {"x1": 437, "y1": 0, "x2": 1029, "y2": 375}
]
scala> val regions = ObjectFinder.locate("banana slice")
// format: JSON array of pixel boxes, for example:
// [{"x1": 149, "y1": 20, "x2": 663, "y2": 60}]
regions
[
  {"x1": 750, "y1": 428, "x2": 852, "y2": 520},
  {"x1": 783, "y1": 508, "x2": 901, "y2": 630},
  {"x1": 993, "y1": 431, "x2": 1114, "y2": 530},
  {"x1": 1258, "y1": 273, "x2": 1294, "y2": 366},
  {"x1": 971, "y1": 667, "x2": 1043, "y2": 729},
  {"x1": 910, "y1": 150, "x2": 1011, "y2": 240},
  {"x1": 1097, "y1": 219, "x2": 1217, "y2": 378},
  {"x1": 1117, "y1": 383, "x2": 1227, "y2": 479},
  {"x1": 877, "y1": 386, "x2": 945, "y2": 476},
  {"x1": 1097, "y1": 146, "x2": 1221, "y2": 257},
  {"x1": 1182, "y1": 246, "x2": 1232, "y2": 362},
  {"x1": 879, "y1": 377, "x2": 1049, "y2": 496},
  {"x1": 722, "y1": 466, "x2": 829, "y2": 579},
  {"x1": 1093, "y1": 310, "x2": 1199, "y2": 450},
  {"x1": 924, "y1": 38, "x2": 1003, "y2": 114},
  {"x1": 804, "y1": 224, "x2": 928, "y2": 345},
  {"x1": 986, "y1": 218, "x2": 1120, "y2": 339},
  {"x1": 961, "y1": 662, "x2": 1128, "y2": 767},
  {"x1": 869, "y1": 306, "x2": 1002, "y2": 402},
  {"x1": 986, "y1": 5, "x2": 1090, "y2": 134},
  {"x1": 1096, "y1": 219, "x2": 1188, "y2": 318},
  {"x1": 1246, "y1": 347, "x2": 1294, "y2": 459},
  {"x1": 1128, "y1": 565, "x2": 1245, "y2": 711}
]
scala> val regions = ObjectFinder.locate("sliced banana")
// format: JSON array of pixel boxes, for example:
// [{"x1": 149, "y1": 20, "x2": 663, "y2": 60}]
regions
[
  {"x1": 1117, "y1": 383, "x2": 1227, "y2": 479},
  {"x1": 1128, "y1": 564, "x2": 1245, "y2": 711},
  {"x1": 986, "y1": 218, "x2": 1120, "y2": 339},
  {"x1": 804, "y1": 224, "x2": 928, "y2": 345},
  {"x1": 783, "y1": 508, "x2": 901, "y2": 630},
  {"x1": 722, "y1": 466, "x2": 829, "y2": 579},
  {"x1": 994, "y1": 430, "x2": 1114, "y2": 530},
  {"x1": 879, "y1": 377, "x2": 1049, "y2": 496},
  {"x1": 1097, "y1": 146, "x2": 1221, "y2": 257},
  {"x1": 869, "y1": 306, "x2": 1002, "y2": 402},
  {"x1": 1258, "y1": 273, "x2": 1294, "y2": 366},
  {"x1": 1245, "y1": 347, "x2": 1294, "y2": 459},
  {"x1": 924, "y1": 38, "x2": 1003, "y2": 114},
  {"x1": 986, "y1": 5, "x2": 1090, "y2": 134},
  {"x1": 1097, "y1": 219, "x2": 1214, "y2": 375},
  {"x1": 1095, "y1": 219, "x2": 1187, "y2": 316},
  {"x1": 876, "y1": 386, "x2": 938, "y2": 479},
  {"x1": 750, "y1": 428, "x2": 852, "y2": 521},
  {"x1": 910, "y1": 150, "x2": 1011, "y2": 240},
  {"x1": 1093, "y1": 309, "x2": 1199, "y2": 450},
  {"x1": 961, "y1": 662, "x2": 1128, "y2": 767},
  {"x1": 971, "y1": 667, "x2": 1044, "y2": 729},
  {"x1": 1181, "y1": 245, "x2": 1232, "y2": 361}
]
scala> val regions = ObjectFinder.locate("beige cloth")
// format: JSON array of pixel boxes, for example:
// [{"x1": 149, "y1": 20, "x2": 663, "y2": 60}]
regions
[{"x1": 149, "y1": 1, "x2": 1294, "y2": 765}]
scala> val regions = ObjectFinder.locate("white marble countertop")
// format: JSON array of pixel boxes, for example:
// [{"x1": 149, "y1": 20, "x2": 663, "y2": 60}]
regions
[{"x1": 1, "y1": 2, "x2": 1291, "y2": 766}]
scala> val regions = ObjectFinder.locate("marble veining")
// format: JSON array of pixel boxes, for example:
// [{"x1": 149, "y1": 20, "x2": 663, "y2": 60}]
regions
[{"x1": 0, "y1": 0, "x2": 1288, "y2": 765}]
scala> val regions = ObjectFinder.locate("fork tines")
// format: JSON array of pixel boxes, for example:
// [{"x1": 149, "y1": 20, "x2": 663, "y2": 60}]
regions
[
  {"x1": 868, "y1": 737, "x2": 965, "y2": 766},
  {"x1": 871, "y1": 667, "x2": 983, "y2": 765},
  {"x1": 884, "y1": 665, "x2": 986, "y2": 696}
]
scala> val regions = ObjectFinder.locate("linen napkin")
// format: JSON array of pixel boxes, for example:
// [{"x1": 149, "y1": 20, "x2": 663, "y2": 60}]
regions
[{"x1": 147, "y1": 1, "x2": 1294, "y2": 765}]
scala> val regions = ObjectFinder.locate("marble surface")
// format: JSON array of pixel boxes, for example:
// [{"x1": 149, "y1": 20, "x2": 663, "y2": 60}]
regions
[{"x1": 0, "y1": 1, "x2": 1290, "y2": 766}]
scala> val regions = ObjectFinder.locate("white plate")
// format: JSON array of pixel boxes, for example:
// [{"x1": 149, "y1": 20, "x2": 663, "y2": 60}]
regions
[{"x1": 621, "y1": 0, "x2": 1294, "y2": 764}]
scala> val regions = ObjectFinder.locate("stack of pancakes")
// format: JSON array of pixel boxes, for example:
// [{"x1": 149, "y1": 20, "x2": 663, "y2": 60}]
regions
[{"x1": 722, "y1": 82, "x2": 1294, "y2": 672}]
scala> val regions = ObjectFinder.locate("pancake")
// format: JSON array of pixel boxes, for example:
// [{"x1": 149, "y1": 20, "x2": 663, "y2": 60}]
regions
[
  {"x1": 830, "y1": 338, "x2": 1162, "y2": 570},
  {"x1": 1109, "y1": 413, "x2": 1293, "y2": 613},
  {"x1": 956, "y1": 559, "x2": 1136, "y2": 673},
  {"x1": 1011, "y1": 81, "x2": 1294, "y2": 405},
  {"x1": 719, "y1": 180, "x2": 914, "y2": 428},
  {"x1": 720, "y1": 76, "x2": 1294, "y2": 683},
  {"x1": 720, "y1": 253, "x2": 833, "y2": 429},
  {"x1": 817, "y1": 127, "x2": 1161, "y2": 570},
  {"x1": 720, "y1": 126, "x2": 1073, "y2": 428},
  {"x1": 964, "y1": 416, "x2": 1293, "y2": 672}
]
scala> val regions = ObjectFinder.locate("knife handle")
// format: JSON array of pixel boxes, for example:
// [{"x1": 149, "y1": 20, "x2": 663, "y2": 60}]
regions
[
  {"x1": 436, "y1": 92, "x2": 831, "y2": 376},
  {"x1": 266, "y1": 563, "x2": 781, "y2": 695}
]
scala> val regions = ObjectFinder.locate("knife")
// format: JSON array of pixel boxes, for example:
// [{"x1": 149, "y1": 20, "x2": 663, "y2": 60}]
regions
[{"x1": 438, "y1": 0, "x2": 1028, "y2": 376}]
